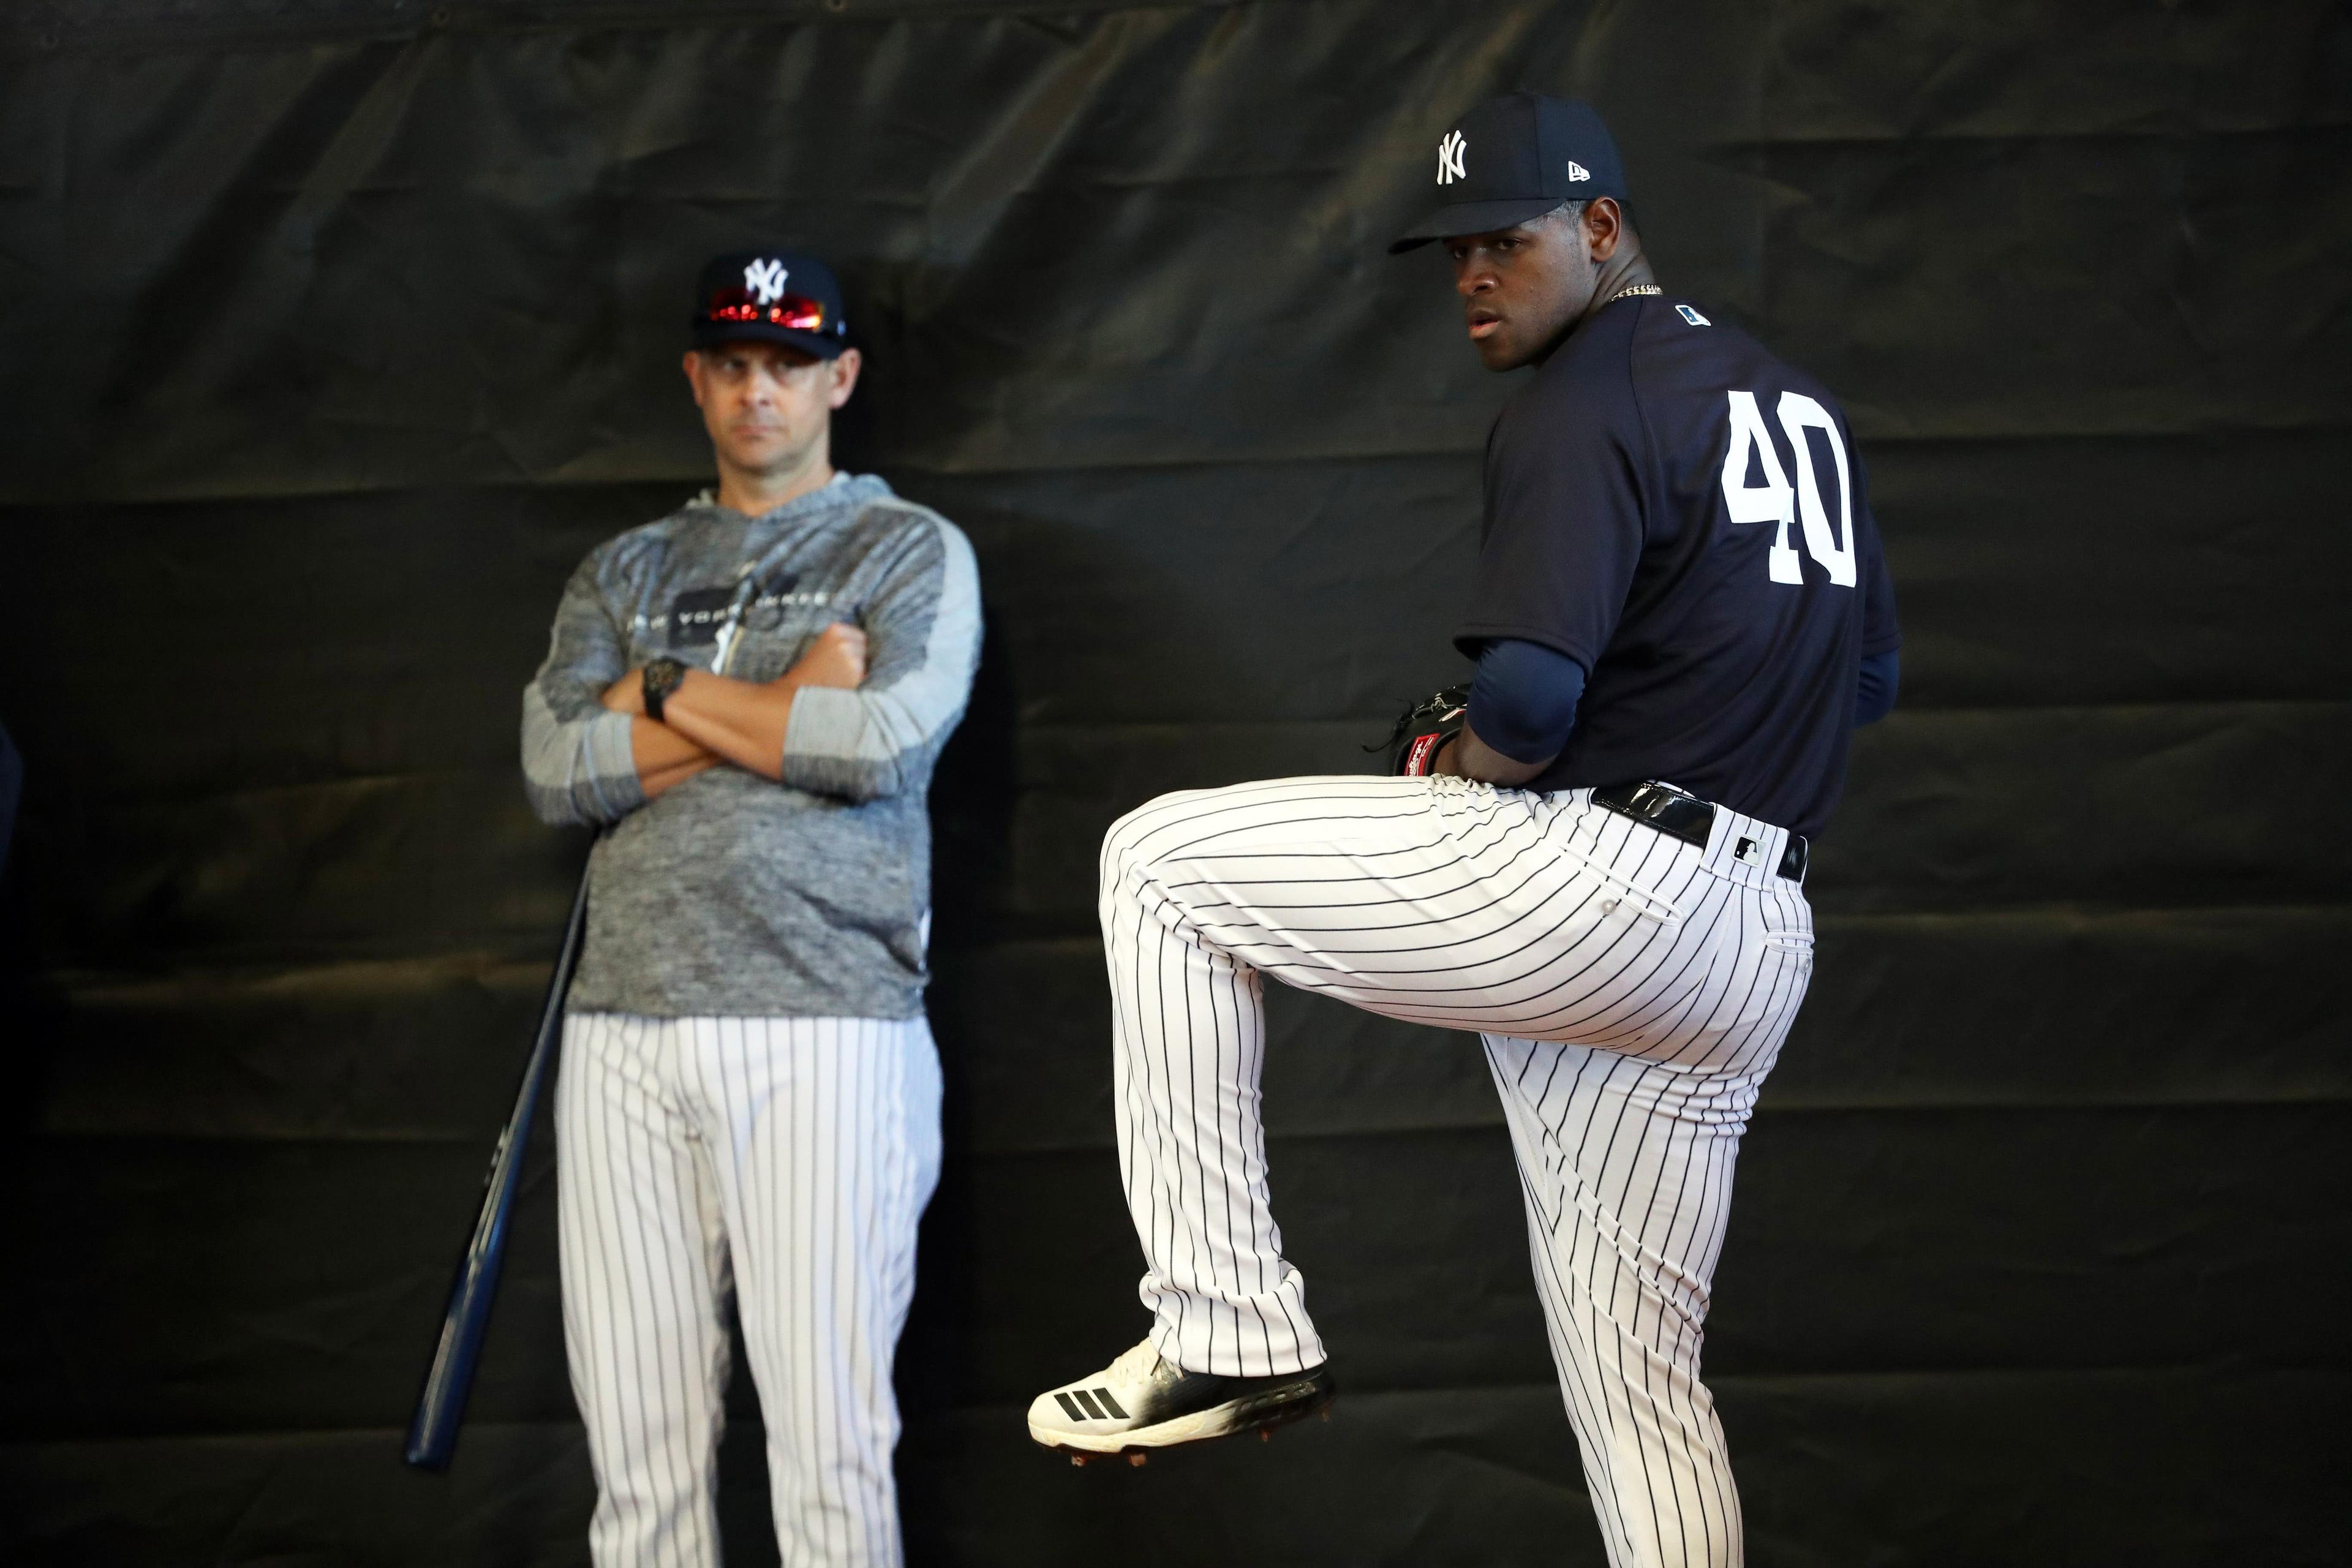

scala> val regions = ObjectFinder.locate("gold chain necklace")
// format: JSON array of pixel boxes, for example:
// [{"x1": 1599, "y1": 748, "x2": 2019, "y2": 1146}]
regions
[{"x1": 1604, "y1": 284, "x2": 1663, "y2": 304}]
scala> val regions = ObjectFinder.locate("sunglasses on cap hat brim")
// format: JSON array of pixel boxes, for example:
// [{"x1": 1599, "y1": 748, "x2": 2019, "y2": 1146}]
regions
[{"x1": 702, "y1": 288, "x2": 833, "y2": 334}]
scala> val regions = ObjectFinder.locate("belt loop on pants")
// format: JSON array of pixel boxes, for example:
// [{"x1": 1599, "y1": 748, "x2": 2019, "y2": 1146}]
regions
[{"x1": 1588, "y1": 781, "x2": 1807, "y2": 881}]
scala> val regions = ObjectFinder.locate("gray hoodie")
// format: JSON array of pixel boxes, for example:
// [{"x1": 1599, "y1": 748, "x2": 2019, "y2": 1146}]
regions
[{"x1": 522, "y1": 474, "x2": 981, "y2": 1020}]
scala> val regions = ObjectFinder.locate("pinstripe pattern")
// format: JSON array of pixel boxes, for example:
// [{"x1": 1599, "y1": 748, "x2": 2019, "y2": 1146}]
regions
[
  {"x1": 556, "y1": 1012, "x2": 942, "y2": 1568},
  {"x1": 1101, "y1": 773, "x2": 1811, "y2": 1568}
]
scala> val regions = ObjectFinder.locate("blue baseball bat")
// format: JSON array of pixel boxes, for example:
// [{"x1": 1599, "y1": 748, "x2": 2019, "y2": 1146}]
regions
[{"x1": 404, "y1": 859, "x2": 592, "y2": 1471}]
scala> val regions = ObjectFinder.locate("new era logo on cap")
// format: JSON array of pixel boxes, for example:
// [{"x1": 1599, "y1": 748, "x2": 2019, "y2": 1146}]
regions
[{"x1": 1567, "y1": 160, "x2": 1590, "y2": 181}]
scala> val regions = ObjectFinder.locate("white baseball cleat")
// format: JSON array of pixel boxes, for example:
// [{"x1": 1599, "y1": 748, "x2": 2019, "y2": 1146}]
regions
[{"x1": 1027, "y1": 1338, "x2": 1335, "y2": 1462}]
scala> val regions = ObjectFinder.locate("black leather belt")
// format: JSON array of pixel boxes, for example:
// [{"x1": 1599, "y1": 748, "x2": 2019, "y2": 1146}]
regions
[{"x1": 1589, "y1": 782, "x2": 1807, "y2": 881}]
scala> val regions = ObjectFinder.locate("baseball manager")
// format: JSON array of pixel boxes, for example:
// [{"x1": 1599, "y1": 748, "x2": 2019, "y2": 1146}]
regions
[{"x1": 522, "y1": 247, "x2": 979, "y2": 1566}]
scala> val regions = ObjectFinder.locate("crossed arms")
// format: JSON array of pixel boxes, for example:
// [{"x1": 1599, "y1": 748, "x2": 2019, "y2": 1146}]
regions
[
  {"x1": 600, "y1": 623, "x2": 868, "y2": 800},
  {"x1": 520, "y1": 516, "x2": 982, "y2": 826}
]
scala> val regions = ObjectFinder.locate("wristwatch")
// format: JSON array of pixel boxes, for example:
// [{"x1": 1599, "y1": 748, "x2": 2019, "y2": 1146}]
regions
[{"x1": 641, "y1": 658, "x2": 688, "y2": 722}]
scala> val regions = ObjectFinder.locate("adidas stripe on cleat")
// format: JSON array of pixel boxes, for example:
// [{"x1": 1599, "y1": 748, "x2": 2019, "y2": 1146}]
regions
[
  {"x1": 1052, "y1": 1385, "x2": 1130, "y2": 1423},
  {"x1": 1027, "y1": 1338, "x2": 1335, "y2": 1457}
]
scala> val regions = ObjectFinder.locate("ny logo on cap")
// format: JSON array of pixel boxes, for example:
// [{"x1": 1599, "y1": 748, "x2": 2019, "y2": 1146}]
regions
[
  {"x1": 743, "y1": 257, "x2": 789, "y2": 305},
  {"x1": 1567, "y1": 160, "x2": 1591, "y2": 183},
  {"x1": 1437, "y1": 129, "x2": 1466, "y2": 185}
]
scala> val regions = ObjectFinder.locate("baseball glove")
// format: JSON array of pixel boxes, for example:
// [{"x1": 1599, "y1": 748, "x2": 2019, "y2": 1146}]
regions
[{"x1": 1374, "y1": 686, "x2": 1471, "y2": 776}]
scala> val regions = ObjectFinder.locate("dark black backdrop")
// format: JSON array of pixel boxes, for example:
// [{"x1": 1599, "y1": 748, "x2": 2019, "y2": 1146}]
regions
[{"x1": 2, "y1": 2, "x2": 2346, "y2": 1564}]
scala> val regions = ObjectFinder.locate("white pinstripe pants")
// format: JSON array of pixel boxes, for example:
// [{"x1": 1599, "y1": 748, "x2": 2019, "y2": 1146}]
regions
[
  {"x1": 1103, "y1": 775, "x2": 1814, "y2": 1568},
  {"x1": 556, "y1": 1013, "x2": 942, "y2": 1568}
]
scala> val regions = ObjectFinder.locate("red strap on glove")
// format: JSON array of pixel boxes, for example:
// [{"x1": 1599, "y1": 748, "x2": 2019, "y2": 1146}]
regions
[{"x1": 1379, "y1": 687, "x2": 1470, "y2": 776}]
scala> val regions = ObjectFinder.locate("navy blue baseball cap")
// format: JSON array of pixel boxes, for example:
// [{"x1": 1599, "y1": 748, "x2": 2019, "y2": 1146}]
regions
[
  {"x1": 1390, "y1": 94, "x2": 1630, "y2": 253},
  {"x1": 690, "y1": 247, "x2": 850, "y2": 358}
]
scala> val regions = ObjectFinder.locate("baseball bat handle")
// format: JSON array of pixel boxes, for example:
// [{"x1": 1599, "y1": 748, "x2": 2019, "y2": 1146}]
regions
[{"x1": 402, "y1": 858, "x2": 593, "y2": 1471}]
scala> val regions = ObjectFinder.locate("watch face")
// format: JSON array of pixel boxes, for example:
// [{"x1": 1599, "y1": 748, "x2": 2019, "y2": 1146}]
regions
[{"x1": 643, "y1": 660, "x2": 686, "y2": 716}]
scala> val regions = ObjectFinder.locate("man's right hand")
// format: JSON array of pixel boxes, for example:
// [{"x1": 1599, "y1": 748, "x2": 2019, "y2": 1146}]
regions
[{"x1": 783, "y1": 621, "x2": 867, "y2": 689}]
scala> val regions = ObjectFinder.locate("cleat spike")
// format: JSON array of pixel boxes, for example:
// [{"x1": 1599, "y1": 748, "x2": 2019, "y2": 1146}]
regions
[
  {"x1": 1259, "y1": 1428, "x2": 1272, "y2": 1443},
  {"x1": 1070, "y1": 1454, "x2": 1087, "y2": 1467},
  {"x1": 1128, "y1": 1452, "x2": 1147, "y2": 1467}
]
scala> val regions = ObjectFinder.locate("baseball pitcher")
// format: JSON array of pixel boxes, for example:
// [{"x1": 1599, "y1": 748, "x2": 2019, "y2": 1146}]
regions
[{"x1": 1027, "y1": 95, "x2": 1899, "y2": 1568}]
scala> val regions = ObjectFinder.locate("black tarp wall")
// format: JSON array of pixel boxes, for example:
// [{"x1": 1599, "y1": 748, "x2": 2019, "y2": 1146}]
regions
[{"x1": 1, "y1": 2, "x2": 2346, "y2": 1563}]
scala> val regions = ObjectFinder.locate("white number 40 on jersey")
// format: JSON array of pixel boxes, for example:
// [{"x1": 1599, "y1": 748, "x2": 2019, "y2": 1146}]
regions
[{"x1": 1721, "y1": 390, "x2": 1856, "y2": 587}]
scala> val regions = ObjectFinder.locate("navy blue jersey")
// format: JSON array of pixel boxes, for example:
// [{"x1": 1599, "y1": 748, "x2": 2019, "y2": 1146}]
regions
[{"x1": 1455, "y1": 296, "x2": 1900, "y2": 840}]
